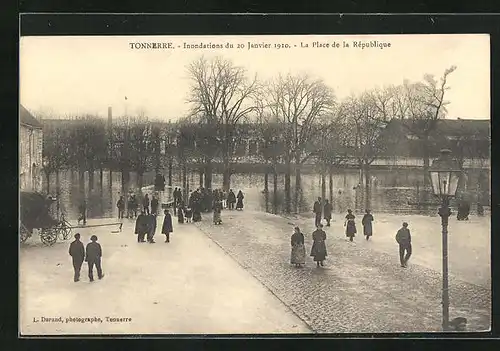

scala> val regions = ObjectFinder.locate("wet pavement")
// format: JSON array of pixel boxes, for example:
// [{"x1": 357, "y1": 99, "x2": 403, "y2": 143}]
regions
[
  {"x1": 19, "y1": 217, "x2": 311, "y2": 335},
  {"x1": 194, "y1": 210, "x2": 491, "y2": 333}
]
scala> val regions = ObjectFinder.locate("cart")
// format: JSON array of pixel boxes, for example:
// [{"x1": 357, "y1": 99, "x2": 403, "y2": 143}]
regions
[{"x1": 20, "y1": 191, "x2": 71, "y2": 246}]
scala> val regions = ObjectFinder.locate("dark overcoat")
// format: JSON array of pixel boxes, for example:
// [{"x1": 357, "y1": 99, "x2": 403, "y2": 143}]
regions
[{"x1": 162, "y1": 214, "x2": 173, "y2": 234}]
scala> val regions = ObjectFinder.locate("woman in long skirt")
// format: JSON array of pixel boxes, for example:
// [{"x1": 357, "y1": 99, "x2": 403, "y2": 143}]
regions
[
  {"x1": 290, "y1": 227, "x2": 306, "y2": 268},
  {"x1": 310, "y1": 224, "x2": 327, "y2": 267},
  {"x1": 177, "y1": 205, "x2": 184, "y2": 224},
  {"x1": 213, "y1": 201, "x2": 222, "y2": 225},
  {"x1": 361, "y1": 209, "x2": 374, "y2": 240},
  {"x1": 236, "y1": 190, "x2": 244, "y2": 210},
  {"x1": 345, "y1": 209, "x2": 356, "y2": 242}
]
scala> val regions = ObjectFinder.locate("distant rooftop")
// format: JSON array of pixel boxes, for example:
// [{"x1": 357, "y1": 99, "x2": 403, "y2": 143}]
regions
[{"x1": 20, "y1": 105, "x2": 42, "y2": 129}]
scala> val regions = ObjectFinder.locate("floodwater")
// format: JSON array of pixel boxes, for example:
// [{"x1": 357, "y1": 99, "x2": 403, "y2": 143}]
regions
[{"x1": 41, "y1": 167, "x2": 489, "y2": 221}]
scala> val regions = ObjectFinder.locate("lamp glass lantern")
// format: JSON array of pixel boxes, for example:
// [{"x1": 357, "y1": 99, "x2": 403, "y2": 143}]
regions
[{"x1": 429, "y1": 149, "x2": 461, "y2": 198}]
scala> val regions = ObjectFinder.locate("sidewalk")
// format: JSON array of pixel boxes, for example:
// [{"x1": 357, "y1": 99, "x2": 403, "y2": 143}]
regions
[
  {"x1": 194, "y1": 210, "x2": 491, "y2": 333},
  {"x1": 20, "y1": 217, "x2": 311, "y2": 335}
]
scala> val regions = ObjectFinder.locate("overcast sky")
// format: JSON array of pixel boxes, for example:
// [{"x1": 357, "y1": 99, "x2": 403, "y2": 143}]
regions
[{"x1": 20, "y1": 34, "x2": 490, "y2": 121}]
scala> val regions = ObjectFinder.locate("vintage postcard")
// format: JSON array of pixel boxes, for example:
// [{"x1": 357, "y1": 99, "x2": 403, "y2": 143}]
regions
[{"x1": 19, "y1": 34, "x2": 490, "y2": 335}]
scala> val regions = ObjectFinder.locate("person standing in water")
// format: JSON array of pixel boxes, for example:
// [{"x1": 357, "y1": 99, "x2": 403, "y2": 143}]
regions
[{"x1": 362, "y1": 209, "x2": 374, "y2": 240}]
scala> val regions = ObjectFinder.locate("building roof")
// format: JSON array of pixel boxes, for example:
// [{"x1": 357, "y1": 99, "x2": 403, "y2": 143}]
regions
[
  {"x1": 386, "y1": 118, "x2": 490, "y2": 138},
  {"x1": 20, "y1": 105, "x2": 43, "y2": 129}
]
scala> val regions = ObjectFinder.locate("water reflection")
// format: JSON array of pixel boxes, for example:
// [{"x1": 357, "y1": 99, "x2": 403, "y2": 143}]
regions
[{"x1": 43, "y1": 168, "x2": 448, "y2": 220}]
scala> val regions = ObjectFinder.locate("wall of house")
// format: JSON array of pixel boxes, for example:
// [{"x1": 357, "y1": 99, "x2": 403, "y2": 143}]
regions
[{"x1": 19, "y1": 125, "x2": 43, "y2": 192}]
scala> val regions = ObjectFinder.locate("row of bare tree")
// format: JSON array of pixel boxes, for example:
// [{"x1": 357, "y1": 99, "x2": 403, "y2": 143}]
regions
[
  {"x1": 185, "y1": 56, "x2": 457, "y2": 212},
  {"x1": 40, "y1": 56, "x2": 459, "y2": 213}
]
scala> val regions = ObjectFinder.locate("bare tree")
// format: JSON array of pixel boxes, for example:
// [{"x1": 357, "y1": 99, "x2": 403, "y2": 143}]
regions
[
  {"x1": 128, "y1": 114, "x2": 154, "y2": 190},
  {"x1": 42, "y1": 121, "x2": 71, "y2": 194},
  {"x1": 343, "y1": 91, "x2": 391, "y2": 210},
  {"x1": 401, "y1": 66, "x2": 457, "y2": 187},
  {"x1": 266, "y1": 73, "x2": 335, "y2": 213},
  {"x1": 187, "y1": 56, "x2": 260, "y2": 191}
]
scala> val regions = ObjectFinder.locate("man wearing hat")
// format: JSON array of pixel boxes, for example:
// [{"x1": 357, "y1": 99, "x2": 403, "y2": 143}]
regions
[
  {"x1": 395, "y1": 222, "x2": 412, "y2": 268},
  {"x1": 85, "y1": 235, "x2": 104, "y2": 282},
  {"x1": 68, "y1": 233, "x2": 85, "y2": 282}
]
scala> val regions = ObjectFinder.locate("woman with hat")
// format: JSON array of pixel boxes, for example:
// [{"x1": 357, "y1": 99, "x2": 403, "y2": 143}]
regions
[
  {"x1": 290, "y1": 226, "x2": 306, "y2": 268},
  {"x1": 310, "y1": 224, "x2": 327, "y2": 267},
  {"x1": 344, "y1": 209, "x2": 357, "y2": 242}
]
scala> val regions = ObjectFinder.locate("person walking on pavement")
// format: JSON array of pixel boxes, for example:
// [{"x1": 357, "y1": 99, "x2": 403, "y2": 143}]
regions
[
  {"x1": 323, "y1": 199, "x2": 333, "y2": 227},
  {"x1": 236, "y1": 190, "x2": 245, "y2": 210},
  {"x1": 310, "y1": 224, "x2": 327, "y2": 267},
  {"x1": 69, "y1": 233, "x2": 85, "y2": 282},
  {"x1": 184, "y1": 207, "x2": 193, "y2": 223},
  {"x1": 135, "y1": 210, "x2": 149, "y2": 243},
  {"x1": 117, "y1": 196, "x2": 125, "y2": 219},
  {"x1": 161, "y1": 209, "x2": 173, "y2": 243},
  {"x1": 362, "y1": 209, "x2": 374, "y2": 240},
  {"x1": 344, "y1": 209, "x2": 357, "y2": 242},
  {"x1": 313, "y1": 197, "x2": 322, "y2": 227},
  {"x1": 227, "y1": 189, "x2": 236, "y2": 210},
  {"x1": 85, "y1": 235, "x2": 104, "y2": 282},
  {"x1": 147, "y1": 213, "x2": 157, "y2": 243},
  {"x1": 396, "y1": 222, "x2": 412, "y2": 268},
  {"x1": 127, "y1": 194, "x2": 134, "y2": 218},
  {"x1": 143, "y1": 194, "x2": 150, "y2": 215},
  {"x1": 177, "y1": 204, "x2": 185, "y2": 224},
  {"x1": 78, "y1": 200, "x2": 87, "y2": 225},
  {"x1": 151, "y1": 195, "x2": 159, "y2": 215},
  {"x1": 290, "y1": 226, "x2": 306, "y2": 268}
]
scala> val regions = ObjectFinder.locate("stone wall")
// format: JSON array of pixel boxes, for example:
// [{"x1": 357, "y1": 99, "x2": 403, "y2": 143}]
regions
[{"x1": 19, "y1": 125, "x2": 43, "y2": 192}]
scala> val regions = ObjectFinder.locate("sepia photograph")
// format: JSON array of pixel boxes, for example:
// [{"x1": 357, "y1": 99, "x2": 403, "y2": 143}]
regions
[{"x1": 19, "y1": 34, "x2": 491, "y2": 335}]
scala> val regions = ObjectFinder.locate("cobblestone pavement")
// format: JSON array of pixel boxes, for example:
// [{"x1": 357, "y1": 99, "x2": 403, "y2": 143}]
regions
[{"x1": 195, "y1": 210, "x2": 491, "y2": 333}]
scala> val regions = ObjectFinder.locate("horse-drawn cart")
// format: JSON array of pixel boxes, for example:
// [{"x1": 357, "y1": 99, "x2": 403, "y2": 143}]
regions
[{"x1": 20, "y1": 191, "x2": 73, "y2": 246}]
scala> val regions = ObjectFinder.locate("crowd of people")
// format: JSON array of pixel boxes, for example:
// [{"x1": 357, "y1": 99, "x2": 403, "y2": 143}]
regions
[{"x1": 300, "y1": 197, "x2": 410, "y2": 268}]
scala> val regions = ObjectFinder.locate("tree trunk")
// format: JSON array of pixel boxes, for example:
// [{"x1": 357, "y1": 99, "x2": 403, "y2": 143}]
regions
[
  {"x1": 109, "y1": 169, "x2": 113, "y2": 188},
  {"x1": 168, "y1": 157, "x2": 173, "y2": 186},
  {"x1": 45, "y1": 171, "x2": 50, "y2": 194},
  {"x1": 55, "y1": 171, "x2": 60, "y2": 217},
  {"x1": 222, "y1": 156, "x2": 231, "y2": 192},
  {"x1": 79, "y1": 169, "x2": 85, "y2": 197},
  {"x1": 137, "y1": 171, "x2": 144, "y2": 190},
  {"x1": 422, "y1": 135, "x2": 430, "y2": 188},
  {"x1": 182, "y1": 163, "x2": 187, "y2": 200},
  {"x1": 264, "y1": 164, "x2": 269, "y2": 213},
  {"x1": 273, "y1": 161, "x2": 278, "y2": 214},
  {"x1": 99, "y1": 168, "x2": 104, "y2": 188},
  {"x1": 364, "y1": 162, "x2": 371, "y2": 210},
  {"x1": 199, "y1": 167, "x2": 204, "y2": 188},
  {"x1": 294, "y1": 166, "x2": 302, "y2": 214},
  {"x1": 88, "y1": 169, "x2": 94, "y2": 191},
  {"x1": 204, "y1": 159, "x2": 213, "y2": 190},
  {"x1": 284, "y1": 158, "x2": 291, "y2": 214},
  {"x1": 321, "y1": 170, "x2": 326, "y2": 204},
  {"x1": 329, "y1": 167, "x2": 333, "y2": 204},
  {"x1": 121, "y1": 168, "x2": 129, "y2": 193}
]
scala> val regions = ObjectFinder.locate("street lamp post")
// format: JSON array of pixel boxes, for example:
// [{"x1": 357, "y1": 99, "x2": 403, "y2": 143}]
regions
[{"x1": 428, "y1": 149, "x2": 462, "y2": 331}]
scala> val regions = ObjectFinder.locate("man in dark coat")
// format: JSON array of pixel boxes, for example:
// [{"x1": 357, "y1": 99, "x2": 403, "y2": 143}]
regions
[
  {"x1": 85, "y1": 235, "x2": 104, "y2": 282},
  {"x1": 69, "y1": 233, "x2": 85, "y2": 282},
  {"x1": 135, "y1": 211, "x2": 148, "y2": 243},
  {"x1": 323, "y1": 199, "x2": 333, "y2": 226},
  {"x1": 151, "y1": 195, "x2": 159, "y2": 215},
  {"x1": 161, "y1": 209, "x2": 173, "y2": 243},
  {"x1": 395, "y1": 222, "x2": 412, "y2": 268},
  {"x1": 117, "y1": 196, "x2": 125, "y2": 219},
  {"x1": 313, "y1": 197, "x2": 322, "y2": 227},
  {"x1": 147, "y1": 213, "x2": 157, "y2": 243},
  {"x1": 227, "y1": 189, "x2": 236, "y2": 210},
  {"x1": 143, "y1": 194, "x2": 150, "y2": 215}
]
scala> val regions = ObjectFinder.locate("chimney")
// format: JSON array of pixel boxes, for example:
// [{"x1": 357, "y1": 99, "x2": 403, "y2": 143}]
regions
[{"x1": 107, "y1": 106, "x2": 112, "y2": 127}]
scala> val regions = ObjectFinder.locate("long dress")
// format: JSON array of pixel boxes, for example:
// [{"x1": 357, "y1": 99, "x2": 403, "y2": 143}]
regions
[
  {"x1": 345, "y1": 213, "x2": 356, "y2": 237},
  {"x1": 236, "y1": 192, "x2": 244, "y2": 210},
  {"x1": 362, "y1": 214, "x2": 374, "y2": 236},
  {"x1": 290, "y1": 232, "x2": 306, "y2": 264},
  {"x1": 213, "y1": 202, "x2": 222, "y2": 224},
  {"x1": 310, "y1": 229, "x2": 327, "y2": 261}
]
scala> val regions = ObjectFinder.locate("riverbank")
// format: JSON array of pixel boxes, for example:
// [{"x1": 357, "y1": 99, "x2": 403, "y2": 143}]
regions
[{"x1": 195, "y1": 209, "x2": 491, "y2": 332}]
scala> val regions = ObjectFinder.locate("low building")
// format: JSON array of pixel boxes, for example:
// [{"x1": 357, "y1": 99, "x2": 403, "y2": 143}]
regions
[{"x1": 19, "y1": 105, "x2": 43, "y2": 192}]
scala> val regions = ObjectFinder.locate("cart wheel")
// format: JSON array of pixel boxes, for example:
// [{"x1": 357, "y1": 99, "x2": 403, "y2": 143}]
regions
[
  {"x1": 40, "y1": 228, "x2": 58, "y2": 246},
  {"x1": 58, "y1": 221, "x2": 72, "y2": 240},
  {"x1": 20, "y1": 223, "x2": 30, "y2": 243}
]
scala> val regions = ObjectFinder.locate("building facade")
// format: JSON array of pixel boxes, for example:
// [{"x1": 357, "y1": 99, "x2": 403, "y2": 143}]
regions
[{"x1": 19, "y1": 105, "x2": 43, "y2": 192}]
